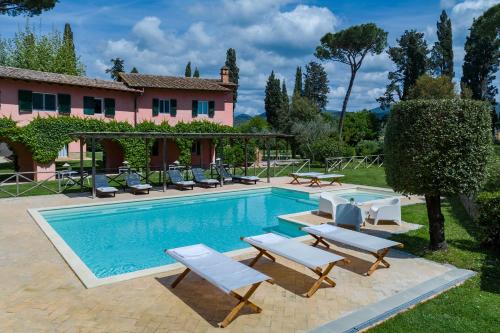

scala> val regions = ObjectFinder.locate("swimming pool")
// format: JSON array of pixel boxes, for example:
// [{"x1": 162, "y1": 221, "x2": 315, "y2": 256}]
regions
[{"x1": 36, "y1": 188, "x2": 314, "y2": 282}]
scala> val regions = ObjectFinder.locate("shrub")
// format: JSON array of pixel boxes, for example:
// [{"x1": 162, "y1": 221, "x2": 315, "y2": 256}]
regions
[
  {"x1": 355, "y1": 140, "x2": 382, "y2": 155},
  {"x1": 476, "y1": 192, "x2": 500, "y2": 249},
  {"x1": 385, "y1": 99, "x2": 492, "y2": 250},
  {"x1": 310, "y1": 137, "x2": 354, "y2": 162}
]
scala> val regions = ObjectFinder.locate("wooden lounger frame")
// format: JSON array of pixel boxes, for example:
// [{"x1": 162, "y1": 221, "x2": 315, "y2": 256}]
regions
[
  {"x1": 244, "y1": 240, "x2": 349, "y2": 297},
  {"x1": 309, "y1": 176, "x2": 343, "y2": 187},
  {"x1": 170, "y1": 267, "x2": 273, "y2": 328},
  {"x1": 309, "y1": 234, "x2": 403, "y2": 276}
]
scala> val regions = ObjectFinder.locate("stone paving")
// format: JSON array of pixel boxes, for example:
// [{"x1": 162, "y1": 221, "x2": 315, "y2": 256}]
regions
[{"x1": 0, "y1": 178, "x2": 448, "y2": 332}]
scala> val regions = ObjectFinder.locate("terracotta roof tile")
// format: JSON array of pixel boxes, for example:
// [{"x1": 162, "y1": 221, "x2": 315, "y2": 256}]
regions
[
  {"x1": 0, "y1": 66, "x2": 140, "y2": 93},
  {"x1": 118, "y1": 73, "x2": 231, "y2": 92}
]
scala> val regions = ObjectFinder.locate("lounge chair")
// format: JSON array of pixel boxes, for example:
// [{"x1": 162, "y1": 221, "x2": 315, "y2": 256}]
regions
[
  {"x1": 241, "y1": 233, "x2": 348, "y2": 297},
  {"x1": 165, "y1": 244, "x2": 273, "y2": 328},
  {"x1": 94, "y1": 174, "x2": 118, "y2": 197},
  {"x1": 289, "y1": 172, "x2": 324, "y2": 184},
  {"x1": 302, "y1": 224, "x2": 403, "y2": 276},
  {"x1": 318, "y1": 192, "x2": 349, "y2": 219},
  {"x1": 368, "y1": 198, "x2": 401, "y2": 225},
  {"x1": 167, "y1": 169, "x2": 195, "y2": 190},
  {"x1": 217, "y1": 166, "x2": 260, "y2": 184},
  {"x1": 126, "y1": 173, "x2": 152, "y2": 194},
  {"x1": 191, "y1": 168, "x2": 219, "y2": 188},
  {"x1": 309, "y1": 174, "x2": 344, "y2": 187}
]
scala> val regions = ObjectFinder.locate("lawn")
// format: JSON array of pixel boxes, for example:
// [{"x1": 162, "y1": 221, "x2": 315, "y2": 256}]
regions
[{"x1": 369, "y1": 198, "x2": 500, "y2": 332}]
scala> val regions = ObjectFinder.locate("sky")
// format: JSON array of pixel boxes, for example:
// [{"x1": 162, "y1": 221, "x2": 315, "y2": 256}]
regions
[{"x1": 0, "y1": 0, "x2": 498, "y2": 115}]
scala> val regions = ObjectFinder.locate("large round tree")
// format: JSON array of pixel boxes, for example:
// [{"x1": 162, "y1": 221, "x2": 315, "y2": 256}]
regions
[{"x1": 385, "y1": 99, "x2": 492, "y2": 250}]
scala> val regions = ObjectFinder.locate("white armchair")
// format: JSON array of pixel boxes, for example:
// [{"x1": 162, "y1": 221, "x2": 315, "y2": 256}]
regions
[
  {"x1": 318, "y1": 192, "x2": 349, "y2": 219},
  {"x1": 368, "y1": 198, "x2": 401, "y2": 225}
]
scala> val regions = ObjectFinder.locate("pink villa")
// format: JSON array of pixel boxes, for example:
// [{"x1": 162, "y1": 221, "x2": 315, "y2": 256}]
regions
[{"x1": 0, "y1": 65, "x2": 235, "y2": 179}]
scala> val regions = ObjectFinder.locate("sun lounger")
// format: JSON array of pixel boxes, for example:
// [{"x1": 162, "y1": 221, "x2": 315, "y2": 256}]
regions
[
  {"x1": 217, "y1": 166, "x2": 260, "y2": 184},
  {"x1": 94, "y1": 174, "x2": 118, "y2": 197},
  {"x1": 241, "y1": 233, "x2": 348, "y2": 297},
  {"x1": 165, "y1": 244, "x2": 273, "y2": 327},
  {"x1": 126, "y1": 173, "x2": 152, "y2": 194},
  {"x1": 289, "y1": 172, "x2": 324, "y2": 184},
  {"x1": 309, "y1": 174, "x2": 344, "y2": 187},
  {"x1": 168, "y1": 169, "x2": 195, "y2": 190},
  {"x1": 302, "y1": 224, "x2": 403, "y2": 276},
  {"x1": 191, "y1": 167, "x2": 219, "y2": 188}
]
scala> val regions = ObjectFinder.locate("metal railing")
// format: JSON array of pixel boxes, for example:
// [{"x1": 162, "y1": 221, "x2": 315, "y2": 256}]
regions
[{"x1": 325, "y1": 154, "x2": 384, "y2": 171}]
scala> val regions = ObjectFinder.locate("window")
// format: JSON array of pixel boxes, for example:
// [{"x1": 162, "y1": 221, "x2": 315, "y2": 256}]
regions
[
  {"x1": 159, "y1": 99, "x2": 170, "y2": 114},
  {"x1": 32, "y1": 92, "x2": 57, "y2": 111},
  {"x1": 94, "y1": 98, "x2": 104, "y2": 114},
  {"x1": 197, "y1": 101, "x2": 208, "y2": 115}
]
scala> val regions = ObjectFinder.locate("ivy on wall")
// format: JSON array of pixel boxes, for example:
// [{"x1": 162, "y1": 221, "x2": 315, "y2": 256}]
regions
[{"x1": 0, "y1": 116, "x2": 238, "y2": 168}]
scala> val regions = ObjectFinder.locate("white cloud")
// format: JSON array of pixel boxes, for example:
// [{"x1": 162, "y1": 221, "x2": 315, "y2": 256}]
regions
[
  {"x1": 440, "y1": 0, "x2": 457, "y2": 8},
  {"x1": 451, "y1": 0, "x2": 500, "y2": 30}
]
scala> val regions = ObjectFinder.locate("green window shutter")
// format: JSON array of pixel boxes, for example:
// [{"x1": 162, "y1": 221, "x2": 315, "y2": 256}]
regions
[
  {"x1": 192, "y1": 100, "x2": 198, "y2": 118},
  {"x1": 152, "y1": 98, "x2": 159, "y2": 116},
  {"x1": 104, "y1": 98, "x2": 115, "y2": 116},
  {"x1": 83, "y1": 96, "x2": 95, "y2": 115},
  {"x1": 57, "y1": 94, "x2": 71, "y2": 114},
  {"x1": 18, "y1": 90, "x2": 33, "y2": 113},
  {"x1": 170, "y1": 99, "x2": 177, "y2": 117},
  {"x1": 208, "y1": 101, "x2": 215, "y2": 118}
]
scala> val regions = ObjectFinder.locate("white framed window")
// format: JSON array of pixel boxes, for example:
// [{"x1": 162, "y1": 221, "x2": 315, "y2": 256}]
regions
[
  {"x1": 93, "y1": 98, "x2": 104, "y2": 114},
  {"x1": 33, "y1": 92, "x2": 57, "y2": 111},
  {"x1": 159, "y1": 99, "x2": 170, "y2": 114},
  {"x1": 197, "y1": 100, "x2": 208, "y2": 116}
]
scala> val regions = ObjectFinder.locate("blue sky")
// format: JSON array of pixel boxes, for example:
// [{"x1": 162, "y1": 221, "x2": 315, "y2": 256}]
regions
[{"x1": 0, "y1": 0, "x2": 498, "y2": 115}]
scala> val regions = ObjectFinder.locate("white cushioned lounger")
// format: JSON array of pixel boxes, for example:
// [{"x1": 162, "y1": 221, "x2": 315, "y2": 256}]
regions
[
  {"x1": 302, "y1": 224, "x2": 403, "y2": 275},
  {"x1": 165, "y1": 244, "x2": 273, "y2": 327},
  {"x1": 241, "y1": 233, "x2": 348, "y2": 297}
]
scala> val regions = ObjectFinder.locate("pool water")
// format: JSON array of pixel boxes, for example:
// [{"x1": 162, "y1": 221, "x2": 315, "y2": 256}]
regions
[
  {"x1": 336, "y1": 191, "x2": 391, "y2": 203},
  {"x1": 41, "y1": 188, "x2": 314, "y2": 278}
]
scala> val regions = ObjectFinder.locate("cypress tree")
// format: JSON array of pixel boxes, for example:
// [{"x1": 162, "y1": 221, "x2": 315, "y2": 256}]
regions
[
  {"x1": 264, "y1": 71, "x2": 282, "y2": 129},
  {"x1": 431, "y1": 10, "x2": 454, "y2": 77},
  {"x1": 193, "y1": 67, "x2": 200, "y2": 77},
  {"x1": 293, "y1": 66, "x2": 302, "y2": 96},
  {"x1": 277, "y1": 81, "x2": 291, "y2": 132},
  {"x1": 185, "y1": 61, "x2": 191, "y2": 77},
  {"x1": 130, "y1": 67, "x2": 139, "y2": 73},
  {"x1": 55, "y1": 23, "x2": 82, "y2": 75},
  {"x1": 303, "y1": 61, "x2": 329, "y2": 111},
  {"x1": 225, "y1": 48, "x2": 239, "y2": 104}
]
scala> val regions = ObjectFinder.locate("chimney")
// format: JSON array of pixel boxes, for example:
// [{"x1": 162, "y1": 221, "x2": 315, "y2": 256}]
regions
[{"x1": 220, "y1": 65, "x2": 229, "y2": 83}]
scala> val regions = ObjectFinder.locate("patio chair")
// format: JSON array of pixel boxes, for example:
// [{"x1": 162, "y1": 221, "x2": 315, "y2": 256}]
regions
[
  {"x1": 289, "y1": 172, "x2": 324, "y2": 184},
  {"x1": 165, "y1": 244, "x2": 273, "y2": 328},
  {"x1": 318, "y1": 192, "x2": 349, "y2": 219},
  {"x1": 126, "y1": 173, "x2": 152, "y2": 194},
  {"x1": 167, "y1": 169, "x2": 195, "y2": 190},
  {"x1": 94, "y1": 174, "x2": 118, "y2": 197},
  {"x1": 309, "y1": 174, "x2": 344, "y2": 187},
  {"x1": 241, "y1": 233, "x2": 348, "y2": 297},
  {"x1": 216, "y1": 166, "x2": 260, "y2": 184},
  {"x1": 368, "y1": 198, "x2": 401, "y2": 225},
  {"x1": 302, "y1": 224, "x2": 403, "y2": 276},
  {"x1": 191, "y1": 168, "x2": 219, "y2": 188}
]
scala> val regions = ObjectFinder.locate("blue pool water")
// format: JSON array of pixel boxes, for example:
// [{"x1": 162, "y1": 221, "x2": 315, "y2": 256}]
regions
[
  {"x1": 41, "y1": 188, "x2": 314, "y2": 278},
  {"x1": 336, "y1": 191, "x2": 391, "y2": 203}
]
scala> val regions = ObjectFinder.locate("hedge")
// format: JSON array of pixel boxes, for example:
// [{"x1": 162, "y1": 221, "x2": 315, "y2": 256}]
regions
[
  {"x1": 476, "y1": 191, "x2": 500, "y2": 249},
  {"x1": 0, "y1": 116, "x2": 241, "y2": 168}
]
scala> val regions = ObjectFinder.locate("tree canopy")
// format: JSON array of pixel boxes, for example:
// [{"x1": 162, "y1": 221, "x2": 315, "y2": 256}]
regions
[
  {"x1": 264, "y1": 71, "x2": 282, "y2": 129},
  {"x1": 193, "y1": 67, "x2": 200, "y2": 77},
  {"x1": 184, "y1": 61, "x2": 191, "y2": 77},
  {"x1": 225, "y1": 48, "x2": 239, "y2": 104},
  {"x1": 0, "y1": 0, "x2": 57, "y2": 16},
  {"x1": 315, "y1": 23, "x2": 387, "y2": 138},
  {"x1": 431, "y1": 10, "x2": 454, "y2": 77},
  {"x1": 293, "y1": 66, "x2": 303, "y2": 96},
  {"x1": 106, "y1": 58, "x2": 124, "y2": 81},
  {"x1": 407, "y1": 74, "x2": 456, "y2": 99},
  {"x1": 303, "y1": 61, "x2": 329, "y2": 111}
]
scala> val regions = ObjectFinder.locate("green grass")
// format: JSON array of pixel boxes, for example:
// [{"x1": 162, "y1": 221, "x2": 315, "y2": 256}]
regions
[{"x1": 369, "y1": 199, "x2": 500, "y2": 333}]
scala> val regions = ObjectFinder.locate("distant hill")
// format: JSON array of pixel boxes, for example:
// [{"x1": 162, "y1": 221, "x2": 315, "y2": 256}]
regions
[{"x1": 234, "y1": 112, "x2": 266, "y2": 126}]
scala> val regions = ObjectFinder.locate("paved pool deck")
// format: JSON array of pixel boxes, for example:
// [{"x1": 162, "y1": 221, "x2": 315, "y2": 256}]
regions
[{"x1": 0, "y1": 178, "x2": 468, "y2": 332}]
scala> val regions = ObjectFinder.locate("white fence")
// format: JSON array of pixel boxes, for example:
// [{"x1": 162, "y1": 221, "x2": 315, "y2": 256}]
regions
[{"x1": 325, "y1": 154, "x2": 384, "y2": 171}]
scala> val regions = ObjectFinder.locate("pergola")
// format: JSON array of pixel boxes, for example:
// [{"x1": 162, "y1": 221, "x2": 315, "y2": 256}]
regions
[{"x1": 72, "y1": 132, "x2": 294, "y2": 198}]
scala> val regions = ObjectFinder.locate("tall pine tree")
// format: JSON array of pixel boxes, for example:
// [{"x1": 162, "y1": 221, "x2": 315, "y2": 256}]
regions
[
  {"x1": 264, "y1": 71, "x2": 282, "y2": 129},
  {"x1": 106, "y1": 58, "x2": 125, "y2": 81},
  {"x1": 54, "y1": 23, "x2": 83, "y2": 75},
  {"x1": 225, "y1": 48, "x2": 239, "y2": 105},
  {"x1": 277, "y1": 81, "x2": 291, "y2": 132},
  {"x1": 193, "y1": 67, "x2": 200, "y2": 77},
  {"x1": 303, "y1": 61, "x2": 329, "y2": 111},
  {"x1": 185, "y1": 61, "x2": 192, "y2": 77},
  {"x1": 293, "y1": 66, "x2": 302, "y2": 96},
  {"x1": 431, "y1": 10, "x2": 454, "y2": 77}
]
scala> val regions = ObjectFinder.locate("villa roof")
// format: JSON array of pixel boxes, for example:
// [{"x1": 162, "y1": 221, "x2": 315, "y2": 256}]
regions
[
  {"x1": 0, "y1": 66, "x2": 140, "y2": 93},
  {"x1": 118, "y1": 73, "x2": 232, "y2": 92}
]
